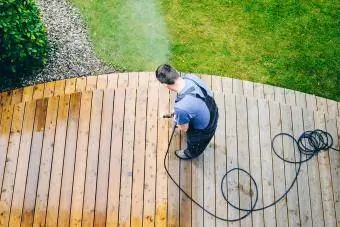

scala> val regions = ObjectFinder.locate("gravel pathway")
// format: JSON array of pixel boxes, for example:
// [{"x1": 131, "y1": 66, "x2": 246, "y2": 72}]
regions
[{"x1": 2, "y1": 0, "x2": 115, "y2": 91}]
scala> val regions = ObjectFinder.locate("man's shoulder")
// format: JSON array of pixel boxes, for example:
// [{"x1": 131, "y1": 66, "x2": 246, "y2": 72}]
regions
[
  {"x1": 175, "y1": 94, "x2": 196, "y2": 107},
  {"x1": 183, "y1": 73, "x2": 200, "y2": 80}
]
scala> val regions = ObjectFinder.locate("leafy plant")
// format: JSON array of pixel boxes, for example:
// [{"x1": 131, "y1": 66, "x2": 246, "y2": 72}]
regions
[{"x1": 0, "y1": 0, "x2": 49, "y2": 85}]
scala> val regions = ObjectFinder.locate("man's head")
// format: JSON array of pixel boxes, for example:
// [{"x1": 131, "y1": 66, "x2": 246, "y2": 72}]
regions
[{"x1": 155, "y1": 64, "x2": 180, "y2": 85}]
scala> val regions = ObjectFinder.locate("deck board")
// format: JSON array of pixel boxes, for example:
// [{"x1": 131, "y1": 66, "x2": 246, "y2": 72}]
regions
[
  {"x1": 326, "y1": 100, "x2": 340, "y2": 226},
  {"x1": 82, "y1": 90, "x2": 103, "y2": 227},
  {"x1": 269, "y1": 102, "x2": 289, "y2": 227},
  {"x1": 214, "y1": 93, "x2": 227, "y2": 227},
  {"x1": 131, "y1": 88, "x2": 147, "y2": 227},
  {"x1": 33, "y1": 96, "x2": 59, "y2": 227},
  {"x1": 225, "y1": 94, "x2": 240, "y2": 227},
  {"x1": 167, "y1": 92, "x2": 180, "y2": 227},
  {"x1": 253, "y1": 83, "x2": 264, "y2": 99},
  {"x1": 291, "y1": 106, "x2": 312, "y2": 227},
  {"x1": 0, "y1": 73, "x2": 339, "y2": 227},
  {"x1": 242, "y1": 81, "x2": 253, "y2": 97},
  {"x1": 11, "y1": 89, "x2": 23, "y2": 105},
  {"x1": 97, "y1": 74, "x2": 108, "y2": 90},
  {"x1": 336, "y1": 117, "x2": 340, "y2": 227},
  {"x1": 143, "y1": 86, "x2": 158, "y2": 227},
  {"x1": 236, "y1": 95, "x2": 252, "y2": 227},
  {"x1": 70, "y1": 91, "x2": 92, "y2": 227},
  {"x1": 302, "y1": 109, "x2": 324, "y2": 227},
  {"x1": 0, "y1": 104, "x2": 14, "y2": 188},
  {"x1": 54, "y1": 79, "x2": 66, "y2": 96},
  {"x1": 0, "y1": 92, "x2": 12, "y2": 126},
  {"x1": 8, "y1": 101, "x2": 36, "y2": 227},
  {"x1": 315, "y1": 111, "x2": 337, "y2": 227},
  {"x1": 94, "y1": 89, "x2": 114, "y2": 227},
  {"x1": 76, "y1": 77, "x2": 86, "y2": 92},
  {"x1": 118, "y1": 88, "x2": 136, "y2": 227},
  {"x1": 43, "y1": 81, "x2": 55, "y2": 98},
  {"x1": 32, "y1": 84, "x2": 45, "y2": 100},
  {"x1": 281, "y1": 104, "x2": 300, "y2": 226},
  {"x1": 258, "y1": 99, "x2": 276, "y2": 227},
  {"x1": 247, "y1": 97, "x2": 264, "y2": 226},
  {"x1": 156, "y1": 88, "x2": 169, "y2": 226},
  {"x1": 21, "y1": 98, "x2": 48, "y2": 226},
  {"x1": 58, "y1": 92, "x2": 81, "y2": 227},
  {"x1": 65, "y1": 78, "x2": 76, "y2": 94},
  {"x1": 106, "y1": 88, "x2": 125, "y2": 227},
  {"x1": 0, "y1": 103, "x2": 25, "y2": 227},
  {"x1": 46, "y1": 94, "x2": 70, "y2": 227}
]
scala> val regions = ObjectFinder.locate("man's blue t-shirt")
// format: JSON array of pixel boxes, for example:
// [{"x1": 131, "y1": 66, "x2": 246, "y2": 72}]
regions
[{"x1": 174, "y1": 74, "x2": 213, "y2": 129}]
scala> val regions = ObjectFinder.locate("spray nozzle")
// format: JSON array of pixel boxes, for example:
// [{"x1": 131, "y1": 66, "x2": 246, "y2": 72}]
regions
[{"x1": 162, "y1": 113, "x2": 175, "y2": 118}]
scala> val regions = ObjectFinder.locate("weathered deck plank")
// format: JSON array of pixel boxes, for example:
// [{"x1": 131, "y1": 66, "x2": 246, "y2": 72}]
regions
[
  {"x1": 247, "y1": 97, "x2": 265, "y2": 226},
  {"x1": 0, "y1": 104, "x2": 14, "y2": 187},
  {"x1": 94, "y1": 89, "x2": 114, "y2": 226},
  {"x1": 236, "y1": 95, "x2": 252, "y2": 227},
  {"x1": 46, "y1": 94, "x2": 70, "y2": 227},
  {"x1": 82, "y1": 90, "x2": 103, "y2": 227},
  {"x1": 94, "y1": 89, "x2": 114, "y2": 227},
  {"x1": 106, "y1": 88, "x2": 125, "y2": 227},
  {"x1": 118, "y1": 88, "x2": 136, "y2": 227},
  {"x1": 326, "y1": 100, "x2": 340, "y2": 226},
  {"x1": 291, "y1": 106, "x2": 312, "y2": 227},
  {"x1": 167, "y1": 92, "x2": 180, "y2": 227},
  {"x1": 281, "y1": 104, "x2": 300, "y2": 227},
  {"x1": 58, "y1": 92, "x2": 81, "y2": 227},
  {"x1": 33, "y1": 96, "x2": 59, "y2": 227},
  {"x1": 269, "y1": 102, "x2": 289, "y2": 227},
  {"x1": 214, "y1": 92, "x2": 227, "y2": 227},
  {"x1": 225, "y1": 94, "x2": 240, "y2": 227},
  {"x1": 302, "y1": 107, "x2": 324, "y2": 227},
  {"x1": 8, "y1": 101, "x2": 36, "y2": 227},
  {"x1": 131, "y1": 88, "x2": 147, "y2": 227},
  {"x1": 21, "y1": 98, "x2": 48, "y2": 226},
  {"x1": 315, "y1": 111, "x2": 337, "y2": 227},
  {"x1": 70, "y1": 91, "x2": 92, "y2": 227},
  {"x1": 0, "y1": 103, "x2": 24, "y2": 227},
  {"x1": 143, "y1": 86, "x2": 158, "y2": 227},
  {"x1": 156, "y1": 88, "x2": 169, "y2": 226},
  {"x1": 258, "y1": 99, "x2": 276, "y2": 227}
]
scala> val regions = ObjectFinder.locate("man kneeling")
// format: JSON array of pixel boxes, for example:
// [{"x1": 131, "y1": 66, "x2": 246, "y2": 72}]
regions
[{"x1": 155, "y1": 64, "x2": 219, "y2": 160}]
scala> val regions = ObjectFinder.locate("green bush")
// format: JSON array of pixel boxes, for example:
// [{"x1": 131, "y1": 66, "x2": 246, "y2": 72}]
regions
[{"x1": 0, "y1": 0, "x2": 49, "y2": 84}]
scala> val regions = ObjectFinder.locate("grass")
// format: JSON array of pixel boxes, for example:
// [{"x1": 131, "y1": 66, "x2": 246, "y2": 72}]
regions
[{"x1": 70, "y1": 0, "x2": 339, "y2": 101}]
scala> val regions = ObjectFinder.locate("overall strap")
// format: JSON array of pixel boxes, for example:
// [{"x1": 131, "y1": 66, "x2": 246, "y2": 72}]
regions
[
  {"x1": 182, "y1": 76, "x2": 209, "y2": 98},
  {"x1": 175, "y1": 86, "x2": 205, "y2": 102},
  {"x1": 175, "y1": 76, "x2": 209, "y2": 103}
]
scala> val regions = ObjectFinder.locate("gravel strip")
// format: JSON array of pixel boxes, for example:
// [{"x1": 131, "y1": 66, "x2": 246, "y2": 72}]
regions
[{"x1": 3, "y1": 0, "x2": 115, "y2": 91}]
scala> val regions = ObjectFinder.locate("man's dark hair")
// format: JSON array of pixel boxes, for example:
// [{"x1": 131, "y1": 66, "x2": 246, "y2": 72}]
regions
[{"x1": 155, "y1": 64, "x2": 180, "y2": 84}]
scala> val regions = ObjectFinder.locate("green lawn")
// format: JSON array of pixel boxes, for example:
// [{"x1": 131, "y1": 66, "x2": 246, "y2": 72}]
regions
[{"x1": 70, "y1": 0, "x2": 339, "y2": 101}]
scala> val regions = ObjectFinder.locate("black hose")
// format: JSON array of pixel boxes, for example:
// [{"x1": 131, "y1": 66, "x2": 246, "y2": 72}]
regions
[{"x1": 163, "y1": 127, "x2": 339, "y2": 222}]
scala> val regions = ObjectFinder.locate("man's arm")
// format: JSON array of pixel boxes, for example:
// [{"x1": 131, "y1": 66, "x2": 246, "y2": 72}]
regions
[
  {"x1": 177, "y1": 123, "x2": 189, "y2": 132},
  {"x1": 174, "y1": 107, "x2": 190, "y2": 132}
]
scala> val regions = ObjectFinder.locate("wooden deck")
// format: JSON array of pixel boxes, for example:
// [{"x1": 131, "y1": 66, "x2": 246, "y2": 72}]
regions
[{"x1": 0, "y1": 72, "x2": 339, "y2": 227}]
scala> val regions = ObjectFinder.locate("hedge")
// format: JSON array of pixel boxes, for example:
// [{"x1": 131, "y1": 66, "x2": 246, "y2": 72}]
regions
[{"x1": 0, "y1": 0, "x2": 49, "y2": 85}]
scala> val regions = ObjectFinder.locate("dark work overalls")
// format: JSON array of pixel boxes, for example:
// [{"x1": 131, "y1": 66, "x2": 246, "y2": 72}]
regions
[{"x1": 175, "y1": 77, "x2": 219, "y2": 158}]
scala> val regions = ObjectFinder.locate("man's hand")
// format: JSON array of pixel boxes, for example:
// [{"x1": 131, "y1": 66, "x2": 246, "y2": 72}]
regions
[{"x1": 176, "y1": 123, "x2": 189, "y2": 132}]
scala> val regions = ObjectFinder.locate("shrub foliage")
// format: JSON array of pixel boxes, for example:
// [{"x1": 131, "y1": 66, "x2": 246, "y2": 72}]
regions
[{"x1": 0, "y1": 0, "x2": 49, "y2": 84}]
